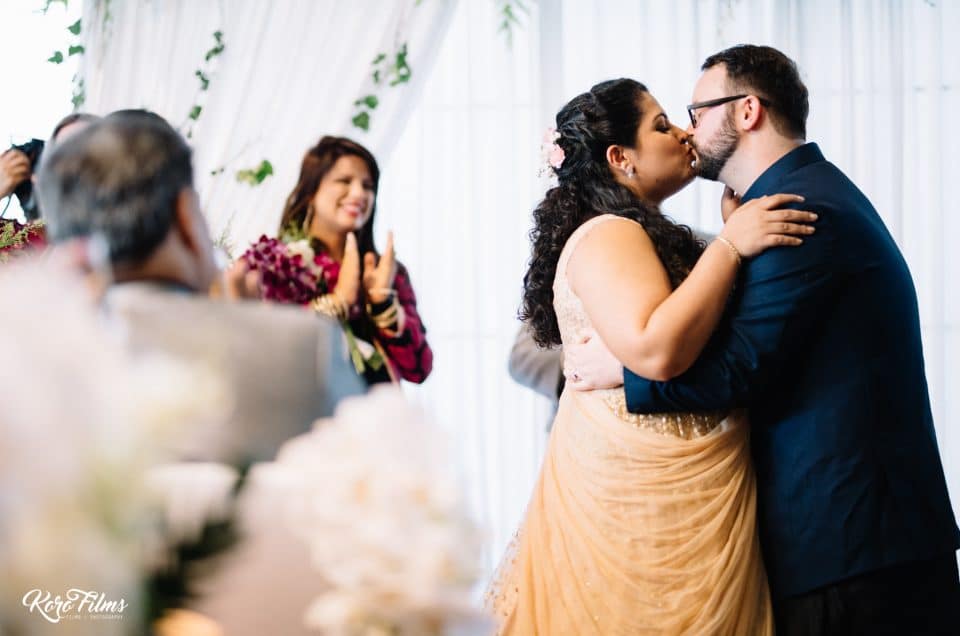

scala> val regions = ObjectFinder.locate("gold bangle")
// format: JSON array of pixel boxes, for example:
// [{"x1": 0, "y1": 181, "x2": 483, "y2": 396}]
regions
[
  {"x1": 312, "y1": 293, "x2": 347, "y2": 321},
  {"x1": 715, "y1": 236, "x2": 742, "y2": 266},
  {"x1": 367, "y1": 297, "x2": 400, "y2": 328},
  {"x1": 374, "y1": 305, "x2": 405, "y2": 337}
]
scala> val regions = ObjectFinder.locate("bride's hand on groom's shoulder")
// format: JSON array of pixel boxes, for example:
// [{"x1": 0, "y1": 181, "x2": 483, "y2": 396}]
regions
[
  {"x1": 564, "y1": 330, "x2": 624, "y2": 391},
  {"x1": 720, "y1": 193, "x2": 818, "y2": 258}
]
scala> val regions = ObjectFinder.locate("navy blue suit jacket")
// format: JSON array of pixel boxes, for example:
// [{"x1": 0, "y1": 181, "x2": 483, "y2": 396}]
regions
[{"x1": 624, "y1": 143, "x2": 959, "y2": 599}]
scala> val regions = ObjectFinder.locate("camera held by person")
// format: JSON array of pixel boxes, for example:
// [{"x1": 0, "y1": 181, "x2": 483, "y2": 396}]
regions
[{"x1": 1, "y1": 139, "x2": 45, "y2": 221}]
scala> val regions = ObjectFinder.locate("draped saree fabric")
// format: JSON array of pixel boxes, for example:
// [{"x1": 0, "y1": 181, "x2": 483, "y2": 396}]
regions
[{"x1": 486, "y1": 382, "x2": 772, "y2": 634}]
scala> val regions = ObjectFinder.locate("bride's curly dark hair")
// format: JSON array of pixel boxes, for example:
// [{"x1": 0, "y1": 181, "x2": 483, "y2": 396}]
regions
[{"x1": 521, "y1": 78, "x2": 706, "y2": 348}]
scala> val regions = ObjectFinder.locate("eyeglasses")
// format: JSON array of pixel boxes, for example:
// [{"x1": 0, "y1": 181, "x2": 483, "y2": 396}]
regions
[{"x1": 686, "y1": 94, "x2": 772, "y2": 128}]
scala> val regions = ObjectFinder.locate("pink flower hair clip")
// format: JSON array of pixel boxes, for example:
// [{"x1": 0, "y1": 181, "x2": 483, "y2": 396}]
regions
[{"x1": 538, "y1": 127, "x2": 565, "y2": 178}]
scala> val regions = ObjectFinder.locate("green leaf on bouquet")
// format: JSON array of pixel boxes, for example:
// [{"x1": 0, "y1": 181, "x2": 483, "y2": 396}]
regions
[
  {"x1": 372, "y1": 52, "x2": 387, "y2": 65},
  {"x1": 366, "y1": 349, "x2": 385, "y2": 372},
  {"x1": 68, "y1": 44, "x2": 84, "y2": 56},
  {"x1": 354, "y1": 94, "x2": 379, "y2": 109},
  {"x1": 67, "y1": 18, "x2": 81, "y2": 35},
  {"x1": 188, "y1": 105, "x2": 202, "y2": 121},
  {"x1": 279, "y1": 222, "x2": 308, "y2": 245},
  {"x1": 352, "y1": 111, "x2": 371, "y2": 131},
  {"x1": 48, "y1": 50, "x2": 64, "y2": 64},
  {"x1": 235, "y1": 160, "x2": 274, "y2": 186},
  {"x1": 340, "y1": 323, "x2": 386, "y2": 375},
  {"x1": 342, "y1": 324, "x2": 367, "y2": 375}
]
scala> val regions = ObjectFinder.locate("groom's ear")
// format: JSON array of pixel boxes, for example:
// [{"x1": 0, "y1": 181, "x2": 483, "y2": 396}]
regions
[{"x1": 738, "y1": 95, "x2": 765, "y2": 132}]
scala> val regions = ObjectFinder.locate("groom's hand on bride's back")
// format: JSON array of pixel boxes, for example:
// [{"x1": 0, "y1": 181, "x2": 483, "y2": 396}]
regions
[{"x1": 564, "y1": 330, "x2": 624, "y2": 391}]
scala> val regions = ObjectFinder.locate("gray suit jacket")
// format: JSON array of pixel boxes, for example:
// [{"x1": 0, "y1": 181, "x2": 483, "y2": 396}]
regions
[{"x1": 104, "y1": 282, "x2": 365, "y2": 463}]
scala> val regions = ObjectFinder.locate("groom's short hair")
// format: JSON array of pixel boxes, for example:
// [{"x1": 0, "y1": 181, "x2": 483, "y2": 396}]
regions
[{"x1": 702, "y1": 44, "x2": 808, "y2": 140}]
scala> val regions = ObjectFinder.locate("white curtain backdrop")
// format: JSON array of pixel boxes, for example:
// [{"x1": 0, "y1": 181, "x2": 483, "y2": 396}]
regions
[
  {"x1": 76, "y1": 0, "x2": 958, "y2": 574},
  {"x1": 80, "y1": 0, "x2": 456, "y2": 248},
  {"x1": 376, "y1": 0, "x2": 551, "y2": 569}
]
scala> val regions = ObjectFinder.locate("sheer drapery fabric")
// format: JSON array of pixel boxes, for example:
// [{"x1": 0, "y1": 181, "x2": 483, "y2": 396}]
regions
[{"x1": 80, "y1": 0, "x2": 455, "y2": 245}]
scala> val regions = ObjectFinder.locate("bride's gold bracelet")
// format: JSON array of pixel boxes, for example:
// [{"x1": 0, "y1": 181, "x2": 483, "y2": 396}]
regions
[{"x1": 715, "y1": 236, "x2": 742, "y2": 266}]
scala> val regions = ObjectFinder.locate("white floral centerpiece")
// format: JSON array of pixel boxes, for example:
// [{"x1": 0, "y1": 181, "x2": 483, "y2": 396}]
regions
[
  {"x1": 265, "y1": 387, "x2": 489, "y2": 636},
  {"x1": 0, "y1": 257, "x2": 231, "y2": 636}
]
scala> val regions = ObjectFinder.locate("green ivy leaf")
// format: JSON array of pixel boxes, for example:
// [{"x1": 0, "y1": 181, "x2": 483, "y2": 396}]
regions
[
  {"x1": 71, "y1": 75, "x2": 85, "y2": 109},
  {"x1": 204, "y1": 31, "x2": 226, "y2": 61},
  {"x1": 42, "y1": 0, "x2": 67, "y2": 14},
  {"x1": 254, "y1": 160, "x2": 273, "y2": 181},
  {"x1": 372, "y1": 53, "x2": 386, "y2": 65},
  {"x1": 390, "y1": 68, "x2": 412, "y2": 86},
  {"x1": 499, "y1": 0, "x2": 529, "y2": 45},
  {"x1": 188, "y1": 105, "x2": 202, "y2": 121},
  {"x1": 67, "y1": 18, "x2": 81, "y2": 35},
  {"x1": 389, "y1": 43, "x2": 412, "y2": 86},
  {"x1": 352, "y1": 111, "x2": 371, "y2": 131},
  {"x1": 48, "y1": 51, "x2": 64, "y2": 64},
  {"x1": 195, "y1": 69, "x2": 210, "y2": 90},
  {"x1": 235, "y1": 160, "x2": 274, "y2": 186},
  {"x1": 354, "y1": 95, "x2": 379, "y2": 109},
  {"x1": 68, "y1": 44, "x2": 84, "y2": 56}
]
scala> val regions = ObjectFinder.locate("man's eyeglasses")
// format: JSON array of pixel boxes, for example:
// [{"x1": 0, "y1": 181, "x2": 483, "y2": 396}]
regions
[{"x1": 686, "y1": 95, "x2": 772, "y2": 128}]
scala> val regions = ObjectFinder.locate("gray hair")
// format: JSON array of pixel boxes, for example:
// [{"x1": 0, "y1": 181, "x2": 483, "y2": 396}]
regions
[{"x1": 36, "y1": 110, "x2": 193, "y2": 265}]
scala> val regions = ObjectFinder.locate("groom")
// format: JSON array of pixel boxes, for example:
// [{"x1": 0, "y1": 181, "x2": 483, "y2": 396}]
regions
[{"x1": 566, "y1": 45, "x2": 960, "y2": 634}]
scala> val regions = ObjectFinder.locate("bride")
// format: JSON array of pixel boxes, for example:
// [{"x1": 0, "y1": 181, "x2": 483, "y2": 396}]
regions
[{"x1": 485, "y1": 78, "x2": 817, "y2": 634}]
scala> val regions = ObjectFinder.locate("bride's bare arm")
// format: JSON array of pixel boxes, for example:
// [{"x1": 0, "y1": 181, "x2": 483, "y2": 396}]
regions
[{"x1": 568, "y1": 197, "x2": 815, "y2": 381}]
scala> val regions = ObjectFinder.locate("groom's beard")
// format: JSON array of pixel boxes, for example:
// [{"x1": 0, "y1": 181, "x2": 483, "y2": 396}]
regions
[{"x1": 695, "y1": 111, "x2": 739, "y2": 182}]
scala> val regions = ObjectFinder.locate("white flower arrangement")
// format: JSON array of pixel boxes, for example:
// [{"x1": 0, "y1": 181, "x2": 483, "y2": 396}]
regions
[
  {"x1": 265, "y1": 387, "x2": 488, "y2": 636},
  {"x1": 0, "y1": 258, "x2": 232, "y2": 636},
  {"x1": 285, "y1": 238, "x2": 325, "y2": 279}
]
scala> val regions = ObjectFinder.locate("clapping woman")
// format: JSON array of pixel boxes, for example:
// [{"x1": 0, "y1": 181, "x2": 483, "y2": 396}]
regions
[{"x1": 277, "y1": 136, "x2": 432, "y2": 385}]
